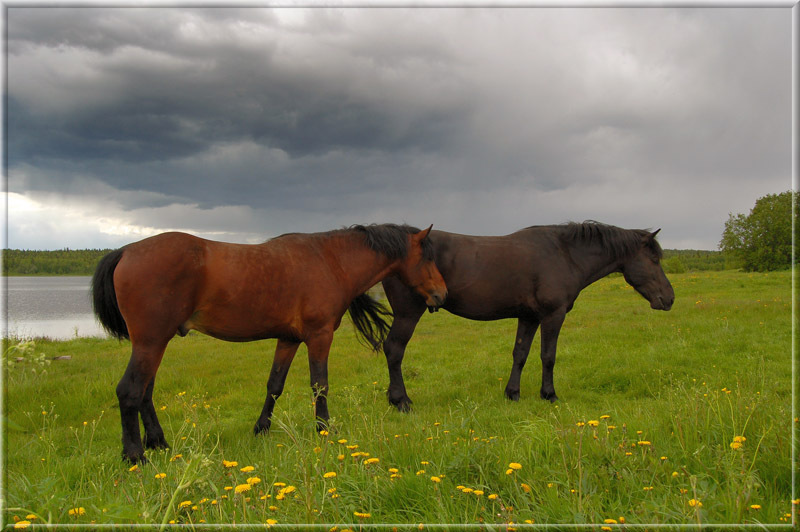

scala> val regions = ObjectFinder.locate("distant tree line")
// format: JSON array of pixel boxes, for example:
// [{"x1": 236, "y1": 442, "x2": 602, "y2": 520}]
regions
[
  {"x1": 661, "y1": 249, "x2": 732, "y2": 274},
  {"x1": 2, "y1": 249, "x2": 112, "y2": 276},
  {"x1": 719, "y1": 190, "x2": 796, "y2": 272}
]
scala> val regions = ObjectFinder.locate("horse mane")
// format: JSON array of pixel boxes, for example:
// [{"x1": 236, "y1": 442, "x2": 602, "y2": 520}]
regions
[
  {"x1": 558, "y1": 221, "x2": 663, "y2": 260},
  {"x1": 272, "y1": 224, "x2": 434, "y2": 261},
  {"x1": 350, "y1": 223, "x2": 436, "y2": 261}
]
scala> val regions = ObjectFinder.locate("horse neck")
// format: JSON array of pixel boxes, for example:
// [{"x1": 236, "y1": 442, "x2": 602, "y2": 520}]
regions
[
  {"x1": 329, "y1": 234, "x2": 399, "y2": 299},
  {"x1": 569, "y1": 243, "x2": 625, "y2": 289}
]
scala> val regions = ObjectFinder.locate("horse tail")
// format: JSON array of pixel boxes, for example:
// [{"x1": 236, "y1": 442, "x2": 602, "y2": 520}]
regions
[
  {"x1": 92, "y1": 248, "x2": 129, "y2": 340},
  {"x1": 348, "y1": 293, "x2": 393, "y2": 352}
]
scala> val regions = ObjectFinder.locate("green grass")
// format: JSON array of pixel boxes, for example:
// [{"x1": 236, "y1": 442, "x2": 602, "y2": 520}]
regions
[{"x1": 3, "y1": 270, "x2": 795, "y2": 528}]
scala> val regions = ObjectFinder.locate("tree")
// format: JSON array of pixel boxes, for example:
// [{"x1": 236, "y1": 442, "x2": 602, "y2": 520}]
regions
[{"x1": 719, "y1": 190, "x2": 797, "y2": 271}]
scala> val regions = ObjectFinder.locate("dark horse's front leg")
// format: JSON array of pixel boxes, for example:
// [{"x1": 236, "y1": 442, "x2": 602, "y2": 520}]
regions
[
  {"x1": 381, "y1": 278, "x2": 426, "y2": 412},
  {"x1": 306, "y1": 329, "x2": 335, "y2": 432},
  {"x1": 504, "y1": 317, "x2": 539, "y2": 401},
  {"x1": 539, "y1": 310, "x2": 566, "y2": 402},
  {"x1": 254, "y1": 339, "x2": 300, "y2": 434}
]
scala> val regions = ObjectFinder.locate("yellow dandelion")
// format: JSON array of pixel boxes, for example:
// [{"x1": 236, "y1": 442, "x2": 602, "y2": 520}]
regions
[
  {"x1": 324, "y1": 472, "x2": 337, "y2": 478},
  {"x1": 474, "y1": 490, "x2": 484, "y2": 496},
  {"x1": 420, "y1": 460, "x2": 430, "y2": 465},
  {"x1": 430, "y1": 476, "x2": 441, "y2": 483},
  {"x1": 170, "y1": 453, "x2": 183, "y2": 462},
  {"x1": 637, "y1": 441, "x2": 651, "y2": 446},
  {"x1": 319, "y1": 430, "x2": 329, "y2": 436},
  {"x1": 733, "y1": 435, "x2": 746, "y2": 443},
  {"x1": 337, "y1": 454, "x2": 345, "y2": 461},
  {"x1": 346, "y1": 444, "x2": 359, "y2": 450},
  {"x1": 338, "y1": 438, "x2": 348, "y2": 444},
  {"x1": 365, "y1": 458, "x2": 380, "y2": 465},
  {"x1": 576, "y1": 422, "x2": 585, "y2": 427},
  {"x1": 416, "y1": 470, "x2": 426, "y2": 475},
  {"x1": 688, "y1": 499, "x2": 702, "y2": 508},
  {"x1": 240, "y1": 465, "x2": 255, "y2": 473},
  {"x1": 462, "y1": 487, "x2": 473, "y2": 494},
  {"x1": 274, "y1": 482, "x2": 287, "y2": 487},
  {"x1": 177, "y1": 501, "x2": 192, "y2": 509},
  {"x1": 506, "y1": 469, "x2": 514, "y2": 475},
  {"x1": 600, "y1": 414, "x2": 611, "y2": 420},
  {"x1": 68, "y1": 507, "x2": 86, "y2": 516},
  {"x1": 730, "y1": 441, "x2": 743, "y2": 450},
  {"x1": 24, "y1": 515, "x2": 36, "y2": 521},
  {"x1": 601, "y1": 527, "x2": 612, "y2": 532},
  {"x1": 14, "y1": 522, "x2": 31, "y2": 529},
  {"x1": 222, "y1": 460, "x2": 238, "y2": 468},
  {"x1": 128, "y1": 464, "x2": 139, "y2": 472},
  {"x1": 520, "y1": 483, "x2": 532, "y2": 493},
  {"x1": 508, "y1": 462, "x2": 522, "y2": 470},
  {"x1": 749, "y1": 504, "x2": 761, "y2": 510},
  {"x1": 604, "y1": 519, "x2": 618, "y2": 524},
  {"x1": 488, "y1": 493, "x2": 498, "y2": 500},
  {"x1": 354, "y1": 511, "x2": 371, "y2": 519},
  {"x1": 155, "y1": 473, "x2": 166, "y2": 479},
  {"x1": 388, "y1": 467, "x2": 399, "y2": 474},
  {"x1": 235, "y1": 483, "x2": 252, "y2": 494},
  {"x1": 587, "y1": 420, "x2": 599, "y2": 427},
  {"x1": 269, "y1": 505, "x2": 278, "y2": 511},
  {"x1": 267, "y1": 519, "x2": 278, "y2": 526},
  {"x1": 247, "y1": 477, "x2": 262, "y2": 485}
]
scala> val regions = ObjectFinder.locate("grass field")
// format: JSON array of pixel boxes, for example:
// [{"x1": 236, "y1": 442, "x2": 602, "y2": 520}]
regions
[{"x1": 3, "y1": 270, "x2": 795, "y2": 528}]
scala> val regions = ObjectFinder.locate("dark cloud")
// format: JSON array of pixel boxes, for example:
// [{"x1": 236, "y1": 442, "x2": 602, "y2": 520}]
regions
[{"x1": 4, "y1": 7, "x2": 792, "y2": 250}]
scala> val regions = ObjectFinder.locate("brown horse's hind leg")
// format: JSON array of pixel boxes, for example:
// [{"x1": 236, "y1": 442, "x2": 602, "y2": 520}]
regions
[
  {"x1": 504, "y1": 317, "x2": 540, "y2": 401},
  {"x1": 117, "y1": 341, "x2": 169, "y2": 463},
  {"x1": 254, "y1": 339, "x2": 300, "y2": 435},
  {"x1": 140, "y1": 377, "x2": 169, "y2": 450}
]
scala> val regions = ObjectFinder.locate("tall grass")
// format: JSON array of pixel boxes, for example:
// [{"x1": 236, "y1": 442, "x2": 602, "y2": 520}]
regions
[{"x1": 3, "y1": 270, "x2": 794, "y2": 527}]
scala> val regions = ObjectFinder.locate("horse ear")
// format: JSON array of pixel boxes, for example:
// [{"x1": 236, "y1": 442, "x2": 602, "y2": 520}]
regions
[
  {"x1": 414, "y1": 224, "x2": 433, "y2": 242},
  {"x1": 650, "y1": 228, "x2": 661, "y2": 239}
]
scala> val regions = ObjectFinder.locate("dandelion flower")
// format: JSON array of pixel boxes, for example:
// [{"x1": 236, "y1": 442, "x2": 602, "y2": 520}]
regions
[
  {"x1": 688, "y1": 499, "x2": 702, "y2": 508},
  {"x1": 430, "y1": 476, "x2": 441, "y2": 483},
  {"x1": 601, "y1": 527, "x2": 612, "y2": 532},
  {"x1": 155, "y1": 473, "x2": 166, "y2": 479},
  {"x1": 170, "y1": 454, "x2": 183, "y2": 462},
  {"x1": 235, "y1": 484, "x2": 251, "y2": 494},
  {"x1": 365, "y1": 458, "x2": 380, "y2": 465},
  {"x1": 604, "y1": 519, "x2": 618, "y2": 524},
  {"x1": 337, "y1": 454, "x2": 345, "y2": 461},
  {"x1": 462, "y1": 487, "x2": 473, "y2": 494},
  {"x1": 354, "y1": 511, "x2": 371, "y2": 519},
  {"x1": 474, "y1": 490, "x2": 484, "y2": 496},
  {"x1": 730, "y1": 441, "x2": 742, "y2": 450},
  {"x1": 24, "y1": 515, "x2": 36, "y2": 521},
  {"x1": 637, "y1": 441, "x2": 651, "y2": 446},
  {"x1": 506, "y1": 469, "x2": 514, "y2": 475},
  {"x1": 600, "y1": 415, "x2": 611, "y2": 420},
  {"x1": 222, "y1": 460, "x2": 238, "y2": 468},
  {"x1": 274, "y1": 482, "x2": 287, "y2": 487},
  {"x1": 240, "y1": 465, "x2": 255, "y2": 473},
  {"x1": 266, "y1": 519, "x2": 278, "y2": 526},
  {"x1": 520, "y1": 483, "x2": 531, "y2": 493},
  {"x1": 733, "y1": 435, "x2": 746, "y2": 443},
  {"x1": 749, "y1": 504, "x2": 761, "y2": 510},
  {"x1": 247, "y1": 477, "x2": 262, "y2": 485},
  {"x1": 14, "y1": 521, "x2": 31, "y2": 529},
  {"x1": 68, "y1": 508, "x2": 86, "y2": 516},
  {"x1": 508, "y1": 462, "x2": 522, "y2": 471},
  {"x1": 319, "y1": 430, "x2": 329, "y2": 436},
  {"x1": 128, "y1": 464, "x2": 139, "y2": 472},
  {"x1": 416, "y1": 470, "x2": 426, "y2": 475},
  {"x1": 177, "y1": 501, "x2": 192, "y2": 510},
  {"x1": 388, "y1": 468, "x2": 399, "y2": 474},
  {"x1": 587, "y1": 420, "x2": 599, "y2": 427},
  {"x1": 324, "y1": 472, "x2": 337, "y2": 478}
]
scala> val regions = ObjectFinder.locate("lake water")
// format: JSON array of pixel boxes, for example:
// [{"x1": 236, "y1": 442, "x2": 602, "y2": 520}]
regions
[{"x1": 2, "y1": 276, "x2": 107, "y2": 340}]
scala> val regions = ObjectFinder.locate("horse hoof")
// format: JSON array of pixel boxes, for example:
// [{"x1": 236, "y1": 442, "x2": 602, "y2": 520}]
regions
[
  {"x1": 123, "y1": 452, "x2": 148, "y2": 465},
  {"x1": 505, "y1": 390, "x2": 520, "y2": 402},
  {"x1": 540, "y1": 390, "x2": 558, "y2": 402},
  {"x1": 253, "y1": 423, "x2": 270, "y2": 436}
]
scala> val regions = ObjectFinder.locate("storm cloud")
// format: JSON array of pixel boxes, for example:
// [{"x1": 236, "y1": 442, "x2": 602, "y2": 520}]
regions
[{"x1": 5, "y1": 6, "x2": 793, "y2": 250}]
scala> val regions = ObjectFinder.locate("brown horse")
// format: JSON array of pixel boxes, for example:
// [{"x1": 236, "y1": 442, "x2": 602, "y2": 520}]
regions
[
  {"x1": 92, "y1": 224, "x2": 447, "y2": 463},
  {"x1": 381, "y1": 221, "x2": 674, "y2": 411}
]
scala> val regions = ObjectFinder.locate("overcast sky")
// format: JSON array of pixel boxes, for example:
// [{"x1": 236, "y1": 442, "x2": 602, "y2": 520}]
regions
[{"x1": 3, "y1": 5, "x2": 794, "y2": 251}]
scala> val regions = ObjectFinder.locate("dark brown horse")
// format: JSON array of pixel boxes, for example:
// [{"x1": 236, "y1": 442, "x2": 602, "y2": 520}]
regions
[
  {"x1": 93, "y1": 224, "x2": 447, "y2": 463},
  {"x1": 381, "y1": 221, "x2": 674, "y2": 411}
]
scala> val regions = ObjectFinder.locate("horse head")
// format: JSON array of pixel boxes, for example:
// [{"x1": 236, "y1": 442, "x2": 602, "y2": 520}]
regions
[
  {"x1": 397, "y1": 225, "x2": 447, "y2": 312},
  {"x1": 620, "y1": 229, "x2": 675, "y2": 311}
]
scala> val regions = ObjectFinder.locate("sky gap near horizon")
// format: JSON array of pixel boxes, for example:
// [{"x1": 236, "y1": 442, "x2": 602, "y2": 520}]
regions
[{"x1": 3, "y1": 6, "x2": 793, "y2": 251}]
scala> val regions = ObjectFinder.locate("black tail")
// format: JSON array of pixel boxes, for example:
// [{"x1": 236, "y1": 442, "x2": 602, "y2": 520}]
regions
[
  {"x1": 92, "y1": 248, "x2": 129, "y2": 340},
  {"x1": 348, "y1": 293, "x2": 393, "y2": 352}
]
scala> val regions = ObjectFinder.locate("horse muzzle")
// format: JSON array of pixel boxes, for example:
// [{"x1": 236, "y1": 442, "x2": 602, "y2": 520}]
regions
[
  {"x1": 426, "y1": 291, "x2": 447, "y2": 313},
  {"x1": 652, "y1": 294, "x2": 674, "y2": 311}
]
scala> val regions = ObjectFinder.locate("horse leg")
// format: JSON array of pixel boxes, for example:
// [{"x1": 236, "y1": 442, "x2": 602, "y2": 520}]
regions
[
  {"x1": 117, "y1": 340, "x2": 169, "y2": 463},
  {"x1": 254, "y1": 339, "x2": 300, "y2": 435},
  {"x1": 504, "y1": 317, "x2": 540, "y2": 401},
  {"x1": 539, "y1": 310, "x2": 566, "y2": 402},
  {"x1": 382, "y1": 278, "x2": 426, "y2": 412},
  {"x1": 140, "y1": 377, "x2": 169, "y2": 450},
  {"x1": 306, "y1": 329, "x2": 335, "y2": 432}
]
